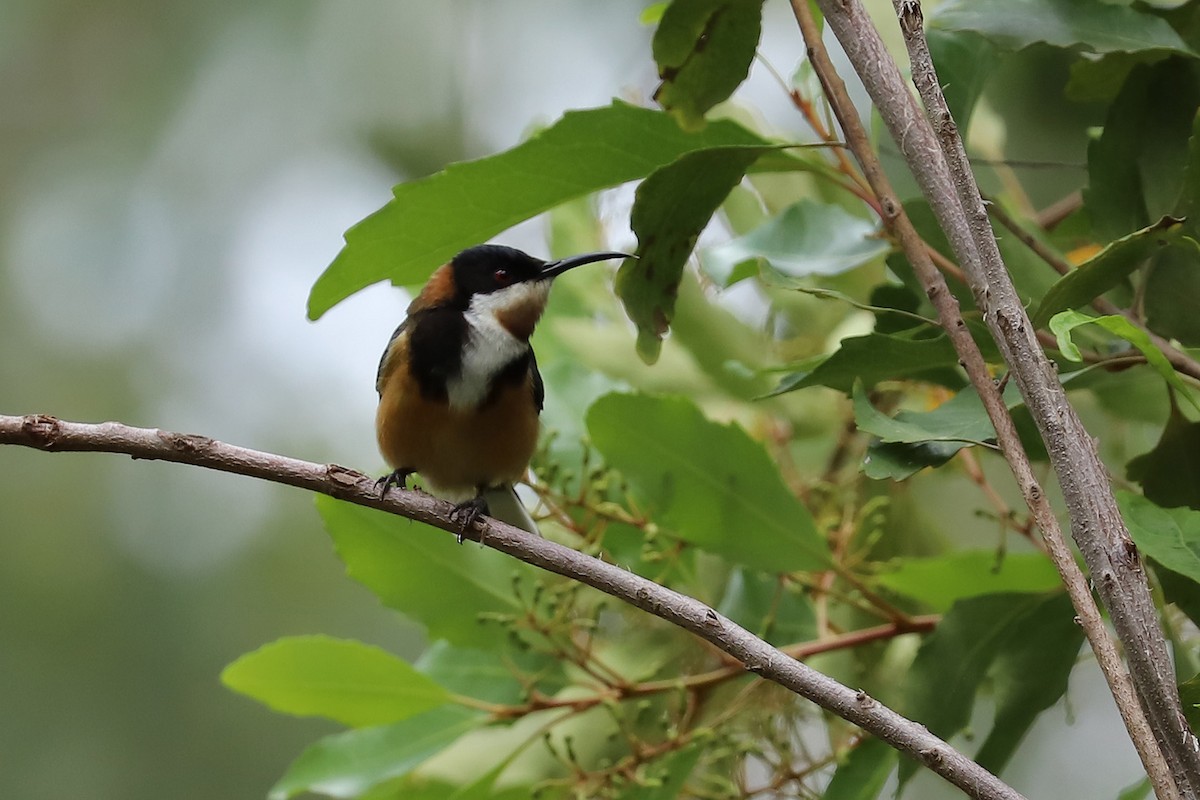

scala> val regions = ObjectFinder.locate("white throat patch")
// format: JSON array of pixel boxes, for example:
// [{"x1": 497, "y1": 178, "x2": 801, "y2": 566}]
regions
[{"x1": 446, "y1": 281, "x2": 550, "y2": 410}]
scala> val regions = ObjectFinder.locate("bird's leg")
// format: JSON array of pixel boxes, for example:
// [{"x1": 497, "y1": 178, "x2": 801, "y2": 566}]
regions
[
  {"x1": 450, "y1": 493, "x2": 490, "y2": 543},
  {"x1": 375, "y1": 468, "x2": 414, "y2": 497}
]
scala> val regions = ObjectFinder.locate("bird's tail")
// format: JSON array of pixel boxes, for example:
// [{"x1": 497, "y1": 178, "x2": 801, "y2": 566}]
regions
[{"x1": 482, "y1": 484, "x2": 540, "y2": 535}]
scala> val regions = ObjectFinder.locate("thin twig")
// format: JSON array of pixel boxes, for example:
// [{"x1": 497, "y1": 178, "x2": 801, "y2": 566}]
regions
[
  {"x1": 0, "y1": 413, "x2": 1017, "y2": 800},
  {"x1": 1036, "y1": 190, "x2": 1083, "y2": 231}
]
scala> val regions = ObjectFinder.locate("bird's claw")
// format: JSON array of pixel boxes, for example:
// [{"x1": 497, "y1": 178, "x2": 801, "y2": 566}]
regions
[
  {"x1": 450, "y1": 496, "x2": 489, "y2": 543},
  {"x1": 375, "y1": 469, "x2": 413, "y2": 497}
]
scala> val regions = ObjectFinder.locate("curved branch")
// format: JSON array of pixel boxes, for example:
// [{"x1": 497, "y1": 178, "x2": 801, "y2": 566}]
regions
[{"x1": 0, "y1": 412, "x2": 1023, "y2": 800}]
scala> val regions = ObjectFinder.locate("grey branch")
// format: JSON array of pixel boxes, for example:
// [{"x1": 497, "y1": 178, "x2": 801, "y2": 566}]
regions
[
  {"x1": 804, "y1": 0, "x2": 1196, "y2": 795},
  {"x1": 0, "y1": 412, "x2": 1024, "y2": 800}
]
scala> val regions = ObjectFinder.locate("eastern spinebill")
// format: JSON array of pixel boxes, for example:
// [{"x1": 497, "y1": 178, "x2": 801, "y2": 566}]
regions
[{"x1": 374, "y1": 244, "x2": 629, "y2": 533}]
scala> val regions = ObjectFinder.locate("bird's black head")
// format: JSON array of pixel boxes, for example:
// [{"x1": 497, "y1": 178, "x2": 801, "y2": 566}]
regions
[
  {"x1": 450, "y1": 245, "x2": 546, "y2": 299},
  {"x1": 407, "y1": 244, "x2": 632, "y2": 322}
]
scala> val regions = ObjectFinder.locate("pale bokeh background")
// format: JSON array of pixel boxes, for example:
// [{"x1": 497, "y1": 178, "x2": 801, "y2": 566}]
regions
[{"x1": 0, "y1": 2, "x2": 1142, "y2": 798}]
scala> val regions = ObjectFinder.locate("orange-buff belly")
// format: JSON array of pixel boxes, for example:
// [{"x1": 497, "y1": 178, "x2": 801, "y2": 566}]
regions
[{"x1": 375, "y1": 362, "x2": 539, "y2": 501}]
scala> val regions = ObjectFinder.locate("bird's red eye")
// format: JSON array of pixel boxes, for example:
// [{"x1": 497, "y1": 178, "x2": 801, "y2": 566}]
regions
[{"x1": 493, "y1": 268, "x2": 512, "y2": 285}]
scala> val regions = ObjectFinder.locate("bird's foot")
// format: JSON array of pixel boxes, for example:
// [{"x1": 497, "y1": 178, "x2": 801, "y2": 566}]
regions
[
  {"x1": 375, "y1": 468, "x2": 413, "y2": 497},
  {"x1": 450, "y1": 496, "x2": 490, "y2": 543}
]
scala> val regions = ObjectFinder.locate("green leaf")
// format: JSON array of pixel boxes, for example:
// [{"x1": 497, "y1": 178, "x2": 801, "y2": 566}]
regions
[
  {"x1": 907, "y1": 594, "x2": 1030, "y2": 742},
  {"x1": 316, "y1": 496, "x2": 534, "y2": 649},
  {"x1": 617, "y1": 145, "x2": 772, "y2": 362},
  {"x1": 1177, "y1": 110, "x2": 1200, "y2": 232},
  {"x1": 770, "y1": 330, "x2": 964, "y2": 396},
  {"x1": 852, "y1": 381, "x2": 1007, "y2": 447},
  {"x1": 1031, "y1": 217, "x2": 1187, "y2": 329},
  {"x1": 822, "y1": 737, "x2": 895, "y2": 800},
  {"x1": 1117, "y1": 776, "x2": 1154, "y2": 800},
  {"x1": 222, "y1": 636, "x2": 450, "y2": 728},
  {"x1": 1119, "y1": 491, "x2": 1200, "y2": 582},
  {"x1": 1066, "y1": 51, "x2": 1173, "y2": 105},
  {"x1": 717, "y1": 567, "x2": 817, "y2": 646},
  {"x1": 1145, "y1": 239, "x2": 1200, "y2": 346},
  {"x1": 852, "y1": 380, "x2": 1023, "y2": 481},
  {"x1": 929, "y1": 0, "x2": 1195, "y2": 55},
  {"x1": 586, "y1": 393, "x2": 828, "y2": 571},
  {"x1": 308, "y1": 101, "x2": 770, "y2": 319},
  {"x1": 703, "y1": 200, "x2": 889, "y2": 286},
  {"x1": 356, "y1": 772, "x2": 538, "y2": 800},
  {"x1": 927, "y1": 29, "x2": 998, "y2": 132},
  {"x1": 902, "y1": 592, "x2": 1077, "y2": 784},
  {"x1": 269, "y1": 706, "x2": 482, "y2": 800},
  {"x1": 652, "y1": 0, "x2": 764, "y2": 129},
  {"x1": 1085, "y1": 60, "x2": 1200, "y2": 240},
  {"x1": 973, "y1": 592, "x2": 1084, "y2": 773},
  {"x1": 1154, "y1": 561, "x2": 1200, "y2": 634},
  {"x1": 1127, "y1": 405, "x2": 1200, "y2": 510},
  {"x1": 1179, "y1": 672, "x2": 1200, "y2": 734},
  {"x1": 877, "y1": 552, "x2": 1062, "y2": 613},
  {"x1": 862, "y1": 440, "x2": 965, "y2": 481},
  {"x1": 416, "y1": 641, "x2": 565, "y2": 706},
  {"x1": 1049, "y1": 310, "x2": 1200, "y2": 413}
]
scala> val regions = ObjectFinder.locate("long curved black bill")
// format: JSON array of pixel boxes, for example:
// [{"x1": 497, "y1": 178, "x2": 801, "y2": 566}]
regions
[{"x1": 541, "y1": 251, "x2": 634, "y2": 278}]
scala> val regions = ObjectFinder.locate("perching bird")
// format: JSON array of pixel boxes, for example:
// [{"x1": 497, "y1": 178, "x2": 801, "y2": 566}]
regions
[{"x1": 374, "y1": 244, "x2": 629, "y2": 533}]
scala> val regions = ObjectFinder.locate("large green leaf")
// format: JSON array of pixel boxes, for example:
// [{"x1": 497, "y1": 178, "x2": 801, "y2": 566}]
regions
[
  {"x1": 586, "y1": 393, "x2": 827, "y2": 571},
  {"x1": 308, "y1": 102, "x2": 770, "y2": 319},
  {"x1": 1085, "y1": 60, "x2": 1200, "y2": 240},
  {"x1": 877, "y1": 552, "x2": 1062, "y2": 613},
  {"x1": 929, "y1": 0, "x2": 1195, "y2": 55},
  {"x1": 1127, "y1": 405, "x2": 1200, "y2": 510},
  {"x1": 902, "y1": 592, "x2": 1079, "y2": 783},
  {"x1": 269, "y1": 706, "x2": 482, "y2": 799},
  {"x1": 702, "y1": 199, "x2": 889, "y2": 286},
  {"x1": 974, "y1": 593, "x2": 1084, "y2": 772},
  {"x1": 1031, "y1": 217, "x2": 1188, "y2": 329},
  {"x1": 617, "y1": 146, "x2": 772, "y2": 362},
  {"x1": 316, "y1": 496, "x2": 535, "y2": 649},
  {"x1": 222, "y1": 636, "x2": 450, "y2": 728},
  {"x1": 652, "y1": 0, "x2": 764, "y2": 129},
  {"x1": 1119, "y1": 491, "x2": 1200, "y2": 582},
  {"x1": 770, "y1": 330, "x2": 965, "y2": 396}
]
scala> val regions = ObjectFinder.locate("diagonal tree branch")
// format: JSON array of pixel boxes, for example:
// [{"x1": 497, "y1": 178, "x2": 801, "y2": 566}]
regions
[
  {"x1": 0, "y1": 412, "x2": 1025, "y2": 800},
  {"x1": 782, "y1": 4, "x2": 1176, "y2": 796},
  {"x1": 802, "y1": 0, "x2": 1198, "y2": 795}
]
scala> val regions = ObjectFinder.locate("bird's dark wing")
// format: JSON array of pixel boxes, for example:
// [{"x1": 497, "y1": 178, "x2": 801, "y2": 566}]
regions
[
  {"x1": 407, "y1": 309, "x2": 468, "y2": 400},
  {"x1": 376, "y1": 319, "x2": 408, "y2": 396},
  {"x1": 530, "y1": 348, "x2": 544, "y2": 414}
]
